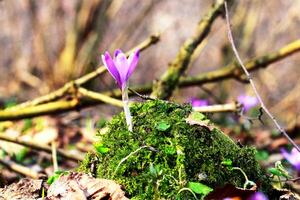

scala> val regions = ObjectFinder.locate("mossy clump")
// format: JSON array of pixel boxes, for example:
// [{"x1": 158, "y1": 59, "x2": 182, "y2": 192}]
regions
[{"x1": 79, "y1": 100, "x2": 270, "y2": 199}]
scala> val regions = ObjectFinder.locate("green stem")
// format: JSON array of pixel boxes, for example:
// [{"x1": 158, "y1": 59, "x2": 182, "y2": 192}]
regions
[
  {"x1": 177, "y1": 188, "x2": 198, "y2": 200},
  {"x1": 232, "y1": 167, "x2": 249, "y2": 189},
  {"x1": 122, "y1": 86, "x2": 133, "y2": 132}
]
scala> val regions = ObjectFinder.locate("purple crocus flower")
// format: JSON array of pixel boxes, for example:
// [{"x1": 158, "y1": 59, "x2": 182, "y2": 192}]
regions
[
  {"x1": 281, "y1": 148, "x2": 300, "y2": 171},
  {"x1": 101, "y1": 49, "x2": 139, "y2": 132},
  {"x1": 237, "y1": 95, "x2": 258, "y2": 112},
  {"x1": 102, "y1": 49, "x2": 139, "y2": 90},
  {"x1": 190, "y1": 97, "x2": 209, "y2": 107},
  {"x1": 249, "y1": 192, "x2": 268, "y2": 200}
]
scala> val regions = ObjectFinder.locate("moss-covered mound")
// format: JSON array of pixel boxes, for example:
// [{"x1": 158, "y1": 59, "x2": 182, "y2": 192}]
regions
[{"x1": 79, "y1": 100, "x2": 270, "y2": 199}]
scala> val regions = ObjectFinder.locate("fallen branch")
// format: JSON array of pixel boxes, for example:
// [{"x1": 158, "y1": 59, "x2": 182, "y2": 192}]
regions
[
  {"x1": 193, "y1": 102, "x2": 240, "y2": 113},
  {"x1": 51, "y1": 141, "x2": 58, "y2": 172},
  {"x1": 104, "y1": 38, "x2": 300, "y2": 97},
  {"x1": 180, "y1": 39, "x2": 300, "y2": 86},
  {"x1": 0, "y1": 134, "x2": 84, "y2": 162},
  {"x1": 150, "y1": 0, "x2": 230, "y2": 99},
  {"x1": 78, "y1": 87, "x2": 123, "y2": 107},
  {"x1": 224, "y1": 1, "x2": 300, "y2": 151},
  {"x1": 0, "y1": 38, "x2": 299, "y2": 121},
  {"x1": 0, "y1": 158, "x2": 40, "y2": 179},
  {"x1": 6, "y1": 33, "x2": 160, "y2": 111},
  {"x1": 0, "y1": 99, "x2": 80, "y2": 121},
  {"x1": 0, "y1": 88, "x2": 123, "y2": 120}
]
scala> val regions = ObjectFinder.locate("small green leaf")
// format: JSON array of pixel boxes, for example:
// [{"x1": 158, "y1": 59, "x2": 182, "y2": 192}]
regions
[
  {"x1": 275, "y1": 161, "x2": 291, "y2": 178},
  {"x1": 221, "y1": 159, "x2": 232, "y2": 167},
  {"x1": 188, "y1": 182, "x2": 213, "y2": 196},
  {"x1": 185, "y1": 112, "x2": 214, "y2": 130},
  {"x1": 268, "y1": 167, "x2": 283, "y2": 177},
  {"x1": 47, "y1": 170, "x2": 69, "y2": 185},
  {"x1": 94, "y1": 143, "x2": 110, "y2": 154},
  {"x1": 190, "y1": 112, "x2": 206, "y2": 121},
  {"x1": 156, "y1": 121, "x2": 171, "y2": 131},
  {"x1": 47, "y1": 175, "x2": 55, "y2": 185}
]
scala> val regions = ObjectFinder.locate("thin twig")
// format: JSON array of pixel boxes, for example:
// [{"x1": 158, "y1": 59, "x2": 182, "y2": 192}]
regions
[
  {"x1": 224, "y1": 1, "x2": 300, "y2": 152},
  {"x1": 106, "y1": 39, "x2": 300, "y2": 99},
  {"x1": 0, "y1": 39, "x2": 299, "y2": 121},
  {"x1": 128, "y1": 88, "x2": 155, "y2": 100},
  {"x1": 0, "y1": 88, "x2": 123, "y2": 120},
  {"x1": 0, "y1": 99, "x2": 80, "y2": 121},
  {"x1": 6, "y1": 34, "x2": 160, "y2": 110},
  {"x1": 51, "y1": 141, "x2": 58, "y2": 172},
  {"x1": 0, "y1": 158, "x2": 40, "y2": 179},
  {"x1": 150, "y1": 0, "x2": 229, "y2": 99},
  {"x1": 114, "y1": 145, "x2": 156, "y2": 175},
  {"x1": 180, "y1": 39, "x2": 300, "y2": 86},
  {"x1": 78, "y1": 87, "x2": 123, "y2": 107},
  {"x1": 0, "y1": 134, "x2": 84, "y2": 162},
  {"x1": 193, "y1": 102, "x2": 240, "y2": 113},
  {"x1": 287, "y1": 177, "x2": 300, "y2": 182}
]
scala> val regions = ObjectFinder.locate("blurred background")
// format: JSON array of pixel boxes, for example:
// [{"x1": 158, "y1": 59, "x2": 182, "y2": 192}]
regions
[
  {"x1": 0, "y1": 0, "x2": 300, "y2": 182},
  {"x1": 0, "y1": 0, "x2": 299, "y2": 124}
]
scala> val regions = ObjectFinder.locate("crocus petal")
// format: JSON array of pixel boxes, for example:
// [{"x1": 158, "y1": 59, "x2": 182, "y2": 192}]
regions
[
  {"x1": 114, "y1": 49, "x2": 122, "y2": 58},
  {"x1": 237, "y1": 95, "x2": 258, "y2": 112},
  {"x1": 281, "y1": 148, "x2": 300, "y2": 170},
  {"x1": 102, "y1": 52, "x2": 122, "y2": 88},
  {"x1": 190, "y1": 97, "x2": 209, "y2": 107},
  {"x1": 126, "y1": 50, "x2": 139, "y2": 80},
  {"x1": 115, "y1": 52, "x2": 129, "y2": 89},
  {"x1": 281, "y1": 148, "x2": 296, "y2": 165}
]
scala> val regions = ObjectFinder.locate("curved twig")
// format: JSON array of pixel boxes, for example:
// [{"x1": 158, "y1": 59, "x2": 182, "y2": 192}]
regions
[{"x1": 224, "y1": 1, "x2": 300, "y2": 152}]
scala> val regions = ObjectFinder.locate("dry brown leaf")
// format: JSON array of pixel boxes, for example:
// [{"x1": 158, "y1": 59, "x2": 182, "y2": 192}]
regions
[
  {"x1": 46, "y1": 172, "x2": 129, "y2": 200},
  {"x1": 0, "y1": 178, "x2": 42, "y2": 200}
]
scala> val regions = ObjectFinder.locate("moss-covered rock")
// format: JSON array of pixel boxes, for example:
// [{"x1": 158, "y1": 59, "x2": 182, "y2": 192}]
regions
[{"x1": 79, "y1": 100, "x2": 270, "y2": 199}]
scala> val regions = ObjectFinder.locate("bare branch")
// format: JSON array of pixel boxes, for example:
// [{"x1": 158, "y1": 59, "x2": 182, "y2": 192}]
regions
[
  {"x1": 78, "y1": 87, "x2": 123, "y2": 107},
  {"x1": 7, "y1": 33, "x2": 160, "y2": 111},
  {"x1": 150, "y1": 0, "x2": 230, "y2": 99},
  {"x1": 0, "y1": 158, "x2": 40, "y2": 179},
  {"x1": 224, "y1": 1, "x2": 300, "y2": 152},
  {"x1": 0, "y1": 37, "x2": 299, "y2": 121},
  {"x1": 193, "y1": 102, "x2": 240, "y2": 113},
  {"x1": 0, "y1": 134, "x2": 84, "y2": 162}
]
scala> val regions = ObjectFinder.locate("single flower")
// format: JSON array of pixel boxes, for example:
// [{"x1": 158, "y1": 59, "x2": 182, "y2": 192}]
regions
[
  {"x1": 190, "y1": 97, "x2": 209, "y2": 107},
  {"x1": 101, "y1": 49, "x2": 139, "y2": 132},
  {"x1": 102, "y1": 49, "x2": 139, "y2": 90},
  {"x1": 237, "y1": 95, "x2": 258, "y2": 112},
  {"x1": 281, "y1": 147, "x2": 300, "y2": 171}
]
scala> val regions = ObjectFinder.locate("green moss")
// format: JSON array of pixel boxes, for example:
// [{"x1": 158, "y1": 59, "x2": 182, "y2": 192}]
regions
[{"x1": 79, "y1": 100, "x2": 270, "y2": 199}]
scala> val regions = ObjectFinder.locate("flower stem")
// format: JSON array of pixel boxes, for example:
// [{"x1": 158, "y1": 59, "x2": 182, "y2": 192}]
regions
[{"x1": 122, "y1": 87, "x2": 133, "y2": 131}]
